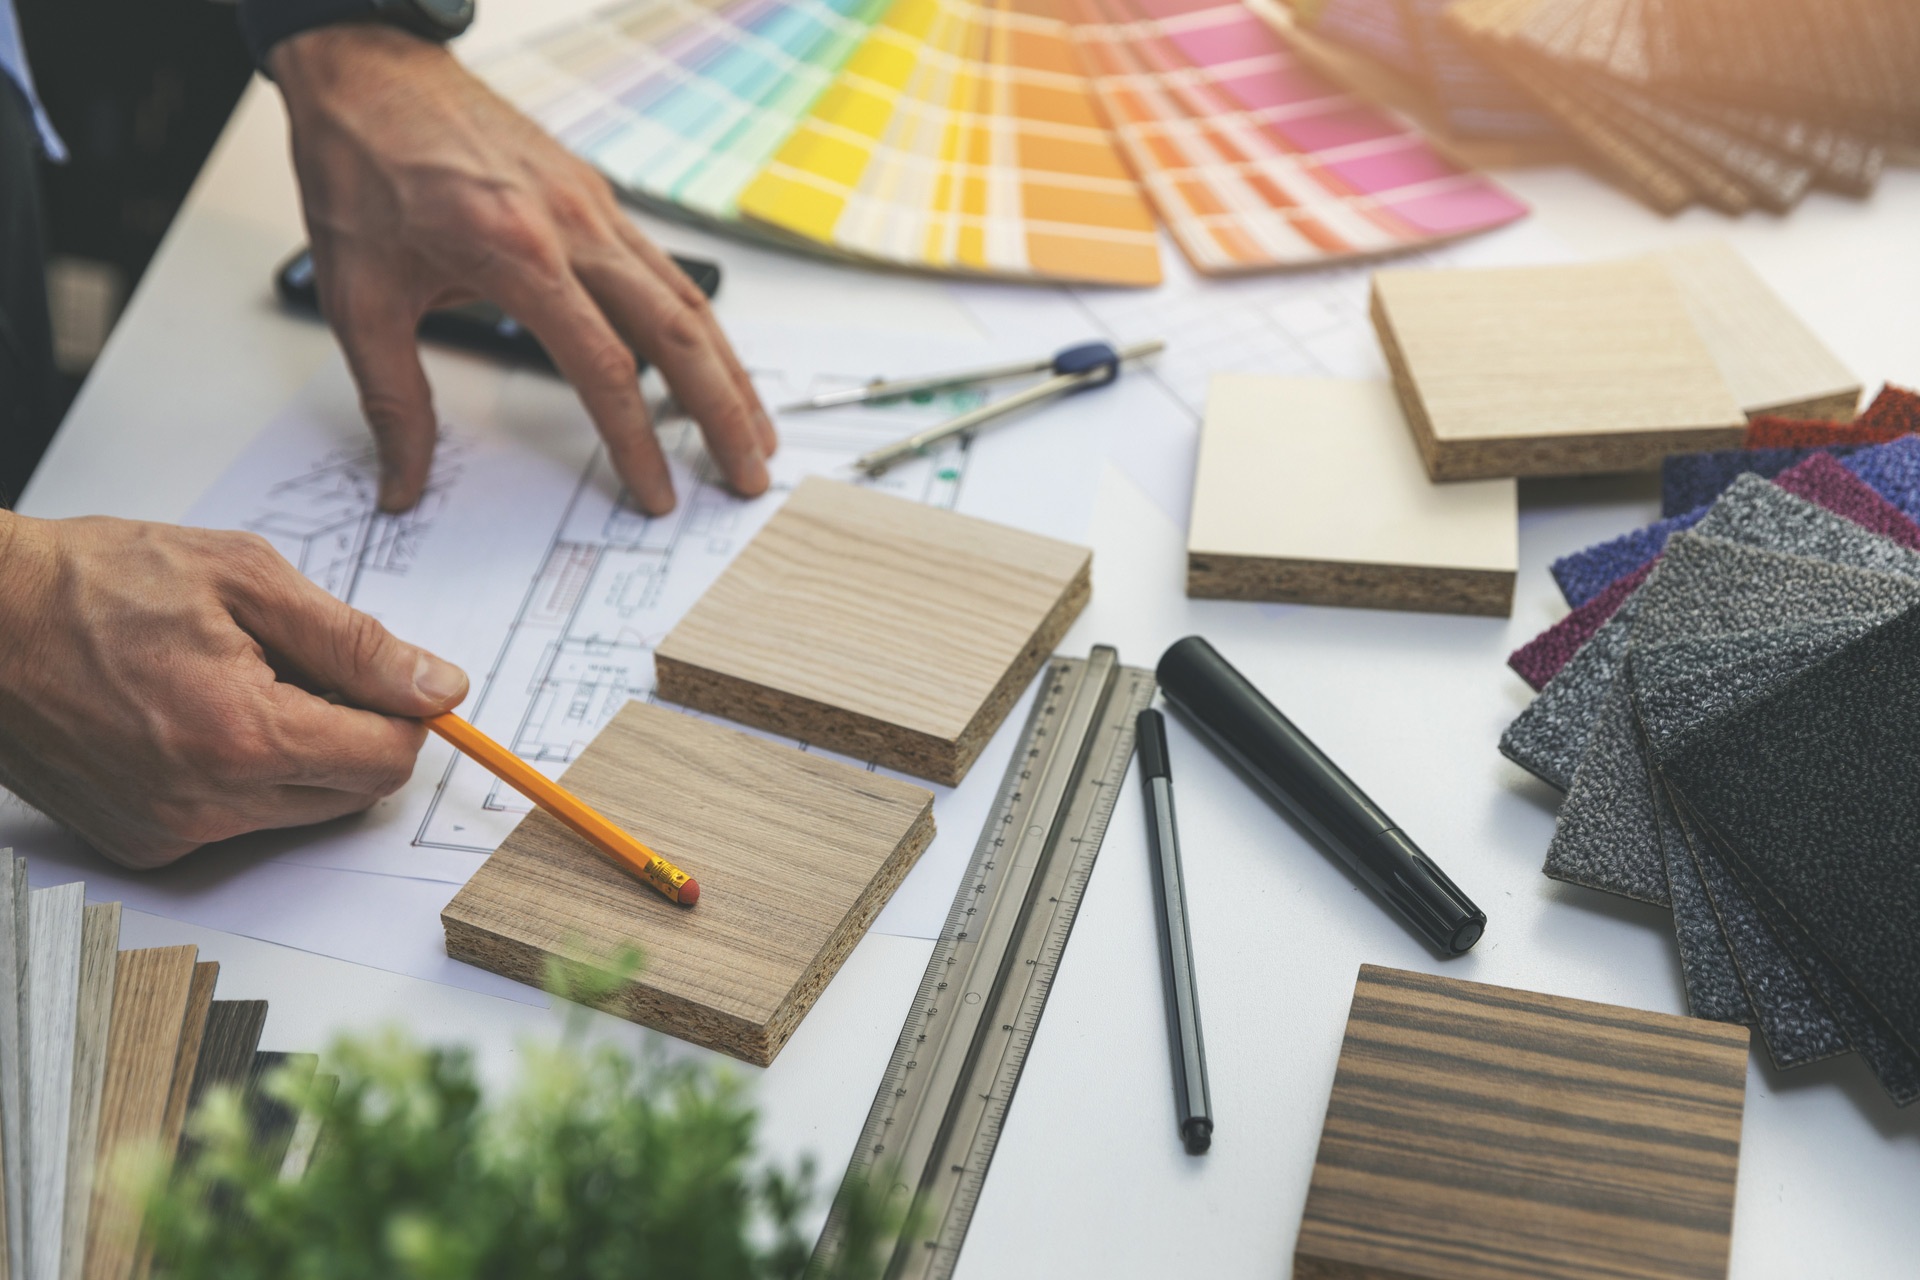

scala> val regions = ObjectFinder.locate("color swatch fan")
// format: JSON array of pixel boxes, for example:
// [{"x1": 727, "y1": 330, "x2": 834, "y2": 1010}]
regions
[{"x1": 486, "y1": 0, "x2": 1527, "y2": 283}]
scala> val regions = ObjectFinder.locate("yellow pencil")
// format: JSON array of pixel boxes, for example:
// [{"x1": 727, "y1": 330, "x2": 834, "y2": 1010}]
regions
[{"x1": 424, "y1": 712, "x2": 700, "y2": 906}]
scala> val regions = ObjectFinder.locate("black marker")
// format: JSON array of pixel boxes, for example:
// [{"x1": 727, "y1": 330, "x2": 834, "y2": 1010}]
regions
[
  {"x1": 1155, "y1": 636, "x2": 1485, "y2": 955},
  {"x1": 1137, "y1": 708, "x2": 1212, "y2": 1155}
]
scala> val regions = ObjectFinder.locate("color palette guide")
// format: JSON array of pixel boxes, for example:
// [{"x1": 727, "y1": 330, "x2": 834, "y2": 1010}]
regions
[{"x1": 482, "y1": 0, "x2": 1526, "y2": 283}]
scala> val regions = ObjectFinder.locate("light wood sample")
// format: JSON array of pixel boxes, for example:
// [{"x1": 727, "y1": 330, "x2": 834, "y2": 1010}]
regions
[
  {"x1": 444, "y1": 700, "x2": 934, "y2": 1065},
  {"x1": 26, "y1": 883, "x2": 85, "y2": 1280},
  {"x1": 84, "y1": 947, "x2": 197, "y2": 1280},
  {"x1": 156, "y1": 963, "x2": 219, "y2": 1163},
  {"x1": 1371, "y1": 258, "x2": 1747, "y2": 479},
  {"x1": 1652, "y1": 240, "x2": 1860, "y2": 421},
  {"x1": 1186, "y1": 377, "x2": 1517, "y2": 616},
  {"x1": 654, "y1": 477, "x2": 1090, "y2": 786},
  {"x1": 60, "y1": 903, "x2": 119, "y2": 1280},
  {"x1": 1, "y1": 855, "x2": 25, "y2": 1280},
  {"x1": 1296, "y1": 965, "x2": 1749, "y2": 1280}
]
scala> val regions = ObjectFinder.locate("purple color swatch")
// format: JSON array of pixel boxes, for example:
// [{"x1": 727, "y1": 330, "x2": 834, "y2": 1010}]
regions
[
  {"x1": 1660, "y1": 445, "x2": 1868, "y2": 517},
  {"x1": 1843, "y1": 436, "x2": 1920, "y2": 526},
  {"x1": 1774, "y1": 452, "x2": 1920, "y2": 551},
  {"x1": 1509, "y1": 561, "x2": 1655, "y2": 692}
]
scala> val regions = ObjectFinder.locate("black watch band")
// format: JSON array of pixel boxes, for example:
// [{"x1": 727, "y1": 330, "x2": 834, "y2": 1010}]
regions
[{"x1": 238, "y1": 0, "x2": 476, "y2": 72}]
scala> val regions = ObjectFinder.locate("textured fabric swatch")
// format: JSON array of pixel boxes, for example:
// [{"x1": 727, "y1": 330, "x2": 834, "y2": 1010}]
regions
[
  {"x1": 1661, "y1": 445, "x2": 1866, "y2": 517},
  {"x1": 1745, "y1": 415, "x2": 1904, "y2": 449},
  {"x1": 1540, "y1": 536, "x2": 1919, "y2": 907},
  {"x1": 1551, "y1": 508, "x2": 1705, "y2": 609},
  {"x1": 1844, "y1": 435, "x2": 1920, "y2": 525},
  {"x1": 1509, "y1": 562, "x2": 1653, "y2": 692},
  {"x1": 1773, "y1": 452, "x2": 1920, "y2": 550},
  {"x1": 1662, "y1": 602, "x2": 1920, "y2": 1067},
  {"x1": 1501, "y1": 475, "x2": 1920, "y2": 789},
  {"x1": 1857, "y1": 383, "x2": 1920, "y2": 436}
]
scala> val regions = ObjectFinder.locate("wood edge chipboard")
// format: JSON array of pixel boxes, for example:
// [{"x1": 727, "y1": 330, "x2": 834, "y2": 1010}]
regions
[
  {"x1": 655, "y1": 558, "x2": 1090, "y2": 787},
  {"x1": 1370, "y1": 286, "x2": 1748, "y2": 480},
  {"x1": 1185, "y1": 553, "x2": 1514, "y2": 616}
]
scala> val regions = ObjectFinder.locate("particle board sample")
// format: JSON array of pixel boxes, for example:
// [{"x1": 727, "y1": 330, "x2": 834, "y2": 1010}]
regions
[
  {"x1": 1185, "y1": 377, "x2": 1517, "y2": 616},
  {"x1": 26, "y1": 883, "x2": 85, "y2": 1280},
  {"x1": 653, "y1": 477, "x2": 1090, "y2": 786},
  {"x1": 1296, "y1": 965, "x2": 1749, "y2": 1280},
  {"x1": 83, "y1": 946, "x2": 197, "y2": 1280},
  {"x1": 1371, "y1": 257, "x2": 1747, "y2": 479},
  {"x1": 444, "y1": 700, "x2": 935, "y2": 1066},
  {"x1": 1652, "y1": 240, "x2": 1859, "y2": 422},
  {"x1": 60, "y1": 903, "x2": 119, "y2": 1280}
]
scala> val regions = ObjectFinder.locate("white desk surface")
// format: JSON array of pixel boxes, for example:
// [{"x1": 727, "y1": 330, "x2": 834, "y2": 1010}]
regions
[{"x1": 19, "y1": 4, "x2": 1920, "y2": 1273}]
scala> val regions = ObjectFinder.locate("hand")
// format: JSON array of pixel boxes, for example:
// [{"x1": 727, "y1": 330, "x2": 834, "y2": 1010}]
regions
[
  {"x1": 0, "y1": 514, "x2": 469, "y2": 868},
  {"x1": 270, "y1": 26, "x2": 777, "y2": 515}
]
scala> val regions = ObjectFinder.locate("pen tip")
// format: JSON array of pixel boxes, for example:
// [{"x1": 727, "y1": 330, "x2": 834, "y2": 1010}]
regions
[{"x1": 679, "y1": 879, "x2": 701, "y2": 907}]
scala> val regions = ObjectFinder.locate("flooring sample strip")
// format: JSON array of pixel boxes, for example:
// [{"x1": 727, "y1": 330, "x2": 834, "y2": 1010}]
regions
[
  {"x1": 26, "y1": 883, "x2": 85, "y2": 1280},
  {"x1": 1663, "y1": 603, "x2": 1920, "y2": 1061},
  {"x1": 444, "y1": 700, "x2": 935, "y2": 1066},
  {"x1": 157, "y1": 962, "x2": 219, "y2": 1163},
  {"x1": 242, "y1": 1054, "x2": 317, "y2": 1173},
  {"x1": 186, "y1": 1001, "x2": 268, "y2": 1115},
  {"x1": 1652, "y1": 239, "x2": 1859, "y2": 421},
  {"x1": 0, "y1": 855, "x2": 25, "y2": 1280},
  {"x1": 1186, "y1": 376, "x2": 1516, "y2": 615},
  {"x1": 60, "y1": 902, "x2": 119, "y2": 1280},
  {"x1": 1296, "y1": 964, "x2": 1748, "y2": 1280},
  {"x1": 1371, "y1": 258, "x2": 1746, "y2": 479},
  {"x1": 84, "y1": 946, "x2": 197, "y2": 1280},
  {"x1": 655, "y1": 477, "x2": 1090, "y2": 785}
]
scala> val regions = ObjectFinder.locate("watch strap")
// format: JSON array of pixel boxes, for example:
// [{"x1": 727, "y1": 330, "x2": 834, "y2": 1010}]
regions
[{"x1": 237, "y1": 0, "x2": 465, "y2": 73}]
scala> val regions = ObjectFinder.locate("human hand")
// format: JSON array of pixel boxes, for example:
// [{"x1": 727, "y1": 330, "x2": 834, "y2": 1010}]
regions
[
  {"x1": 0, "y1": 514, "x2": 469, "y2": 868},
  {"x1": 270, "y1": 26, "x2": 776, "y2": 515}
]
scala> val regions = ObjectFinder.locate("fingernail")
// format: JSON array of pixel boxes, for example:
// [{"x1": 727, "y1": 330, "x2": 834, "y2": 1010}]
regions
[
  {"x1": 741, "y1": 446, "x2": 770, "y2": 494},
  {"x1": 413, "y1": 653, "x2": 468, "y2": 706},
  {"x1": 642, "y1": 480, "x2": 677, "y2": 516},
  {"x1": 379, "y1": 475, "x2": 410, "y2": 513}
]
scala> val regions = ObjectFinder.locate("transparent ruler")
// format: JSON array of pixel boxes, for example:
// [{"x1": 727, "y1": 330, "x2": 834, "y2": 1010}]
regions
[{"x1": 811, "y1": 645, "x2": 1155, "y2": 1280}]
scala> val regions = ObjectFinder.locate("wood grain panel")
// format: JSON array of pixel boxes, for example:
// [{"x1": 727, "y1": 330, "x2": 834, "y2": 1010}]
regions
[
  {"x1": 26, "y1": 883, "x2": 86, "y2": 1280},
  {"x1": 444, "y1": 700, "x2": 934, "y2": 1065},
  {"x1": 60, "y1": 903, "x2": 119, "y2": 1280},
  {"x1": 654, "y1": 477, "x2": 1090, "y2": 785},
  {"x1": 83, "y1": 947, "x2": 197, "y2": 1280},
  {"x1": 1296, "y1": 965, "x2": 1749, "y2": 1280},
  {"x1": 0, "y1": 854, "x2": 25, "y2": 1280}
]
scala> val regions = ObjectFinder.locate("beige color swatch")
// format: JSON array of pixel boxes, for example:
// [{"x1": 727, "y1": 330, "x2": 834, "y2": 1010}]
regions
[{"x1": 1187, "y1": 377, "x2": 1517, "y2": 616}]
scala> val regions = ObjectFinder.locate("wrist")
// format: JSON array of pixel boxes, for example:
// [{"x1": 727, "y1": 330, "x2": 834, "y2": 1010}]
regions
[{"x1": 271, "y1": 23, "x2": 448, "y2": 102}]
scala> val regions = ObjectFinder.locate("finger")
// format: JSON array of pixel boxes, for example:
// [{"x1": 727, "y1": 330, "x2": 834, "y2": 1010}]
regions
[
  {"x1": 223, "y1": 538, "x2": 469, "y2": 717},
  {"x1": 322, "y1": 269, "x2": 440, "y2": 512},
  {"x1": 484, "y1": 268, "x2": 681, "y2": 514},
  {"x1": 602, "y1": 223, "x2": 779, "y2": 470},
  {"x1": 264, "y1": 685, "x2": 428, "y2": 795}
]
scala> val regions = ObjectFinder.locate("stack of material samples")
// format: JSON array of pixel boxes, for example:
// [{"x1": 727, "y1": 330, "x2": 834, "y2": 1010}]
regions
[
  {"x1": 482, "y1": 0, "x2": 1528, "y2": 283},
  {"x1": 0, "y1": 852, "x2": 323, "y2": 1280},
  {"x1": 1501, "y1": 426, "x2": 1920, "y2": 1104}
]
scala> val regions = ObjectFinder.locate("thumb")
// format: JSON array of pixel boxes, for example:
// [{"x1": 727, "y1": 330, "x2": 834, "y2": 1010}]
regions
[
  {"x1": 327, "y1": 276, "x2": 439, "y2": 513},
  {"x1": 229, "y1": 541, "x2": 469, "y2": 717}
]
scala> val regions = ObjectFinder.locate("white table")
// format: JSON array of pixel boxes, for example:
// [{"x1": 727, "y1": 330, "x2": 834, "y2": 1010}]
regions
[{"x1": 20, "y1": 4, "x2": 1920, "y2": 1273}]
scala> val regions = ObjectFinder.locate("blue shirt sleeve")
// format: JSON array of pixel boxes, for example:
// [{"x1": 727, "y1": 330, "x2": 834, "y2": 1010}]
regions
[{"x1": 0, "y1": 0, "x2": 67, "y2": 161}]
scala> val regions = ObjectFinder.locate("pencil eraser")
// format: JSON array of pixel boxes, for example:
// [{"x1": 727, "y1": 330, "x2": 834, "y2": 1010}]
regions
[{"x1": 679, "y1": 878, "x2": 701, "y2": 907}]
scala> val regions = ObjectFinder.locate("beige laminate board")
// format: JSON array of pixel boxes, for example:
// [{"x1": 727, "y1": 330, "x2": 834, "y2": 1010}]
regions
[
  {"x1": 444, "y1": 700, "x2": 935, "y2": 1066},
  {"x1": 26, "y1": 883, "x2": 86, "y2": 1280},
  {"x1": 653, "y1": 477, "x2": 1091, "y2": 786},
  {"x1": 1296, "y1": 965, "x2": 1749, "y2": 1280},
  {"x1": 1652, "y1": 240, "x2": 1860, "y2": 420},
  {"x1": 59, "y1": 904, "x2": 119, "y2": 1280},
  {"x1": 0, "y1": 854, "x2": 24, "y2": 1280},
  {"x1": 1371, "y1": 258, "x2": 1747, "y2": 479},
  {"x1": 83, "y1": 947, "x2": 197, "y2": 1280},
  {"x1": 1186, "y1": 377, "x2": 1517, "y2": 616}
]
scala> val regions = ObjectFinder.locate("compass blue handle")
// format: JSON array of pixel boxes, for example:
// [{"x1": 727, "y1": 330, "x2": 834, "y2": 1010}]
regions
[{"x1": 1051, "y1": 341, "x2": 1121, "y2": 389}]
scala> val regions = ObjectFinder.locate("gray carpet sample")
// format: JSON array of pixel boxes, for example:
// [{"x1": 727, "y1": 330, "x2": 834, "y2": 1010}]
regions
[
  {"x1": 1661, "y1": 602, "x2": 1920, "y2": 1071},
  {"x1": 1502, "y1": 474, "x2": 1920, "y2": 789}
]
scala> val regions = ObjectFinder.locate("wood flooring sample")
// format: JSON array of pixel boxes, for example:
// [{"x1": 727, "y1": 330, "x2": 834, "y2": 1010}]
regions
[
  {"x1": 61, "y1": 903, "x2": 119, "y2": 1280},
  {"x1": 1, "y1": 855, "x2": 26, "y2": 1280},
  {"x1": 84, "y1": 947, "x2": 197, "y2": 1280},
  {"x1": 444, "y1": 700, "x2": 935, "y2": 1066},
  {"x1": 1296, "y1": 965, "x2": 1749, "y2": 1280},
  {"x1": 654, "y1": 477, "x2": 1090, "y2": 785},
  {"x1": 1186, "y1": 377, "x2": 1516, "y2": 615},
  {"x1": 1652, "y1": 240, "x2": 1860, "y2": 422},
  {"x1": 26, "y1": 884, "x2": 85, "y2": 1280},
  {"x1": 1371, "y1": 258, "x2": 1747, "y2": 479}
]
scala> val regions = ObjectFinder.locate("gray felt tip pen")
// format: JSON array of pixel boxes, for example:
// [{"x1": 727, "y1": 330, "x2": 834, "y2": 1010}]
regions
[{"x1": 1137, "y1": 707, "x2": 1213, "y2": 1156}]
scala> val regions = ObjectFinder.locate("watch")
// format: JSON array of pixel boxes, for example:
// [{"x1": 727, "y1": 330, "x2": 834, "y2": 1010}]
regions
[{"x1": 238, "y1": 0, "x2": 477, "y2": 71}]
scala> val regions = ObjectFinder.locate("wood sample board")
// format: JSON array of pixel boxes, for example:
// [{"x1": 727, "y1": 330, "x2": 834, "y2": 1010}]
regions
[
  {"x1": 443, "y1": 700, "x2": 935, "y2": 1066},
  {"x1": 654, "y1": 477, "x2": 1091, "y2": 786},
  {"x1": 1296, "y1": 965, "x2": 1749, "y2": 1280},
  {"x1": 1186, "y1": 377, "x2": 1517, "y2": 615},
  {"x1": 1371, "y1": 258, "x2": 1747, "y2": 479}
]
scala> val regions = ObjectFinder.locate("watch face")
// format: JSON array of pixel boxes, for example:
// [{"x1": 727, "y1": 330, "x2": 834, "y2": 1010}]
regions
[{"x1": 411, "y1": 0, "x2": 476, "y2": 32}]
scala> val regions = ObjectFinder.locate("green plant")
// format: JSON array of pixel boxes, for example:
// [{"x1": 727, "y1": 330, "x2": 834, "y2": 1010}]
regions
[{"x1": 136, "y1": 953, "x2": 903, "y2": 1280}]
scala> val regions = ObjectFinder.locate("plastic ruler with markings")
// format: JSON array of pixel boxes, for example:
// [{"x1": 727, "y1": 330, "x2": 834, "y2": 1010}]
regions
[{"x1": 811, "y1": 645, "x2": 1155, "y2": 1279}]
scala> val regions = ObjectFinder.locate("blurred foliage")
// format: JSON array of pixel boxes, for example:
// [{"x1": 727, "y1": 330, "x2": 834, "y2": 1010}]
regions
[{"x1": 135, "y1": 950, "x2": 905, "y2": 1280}]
